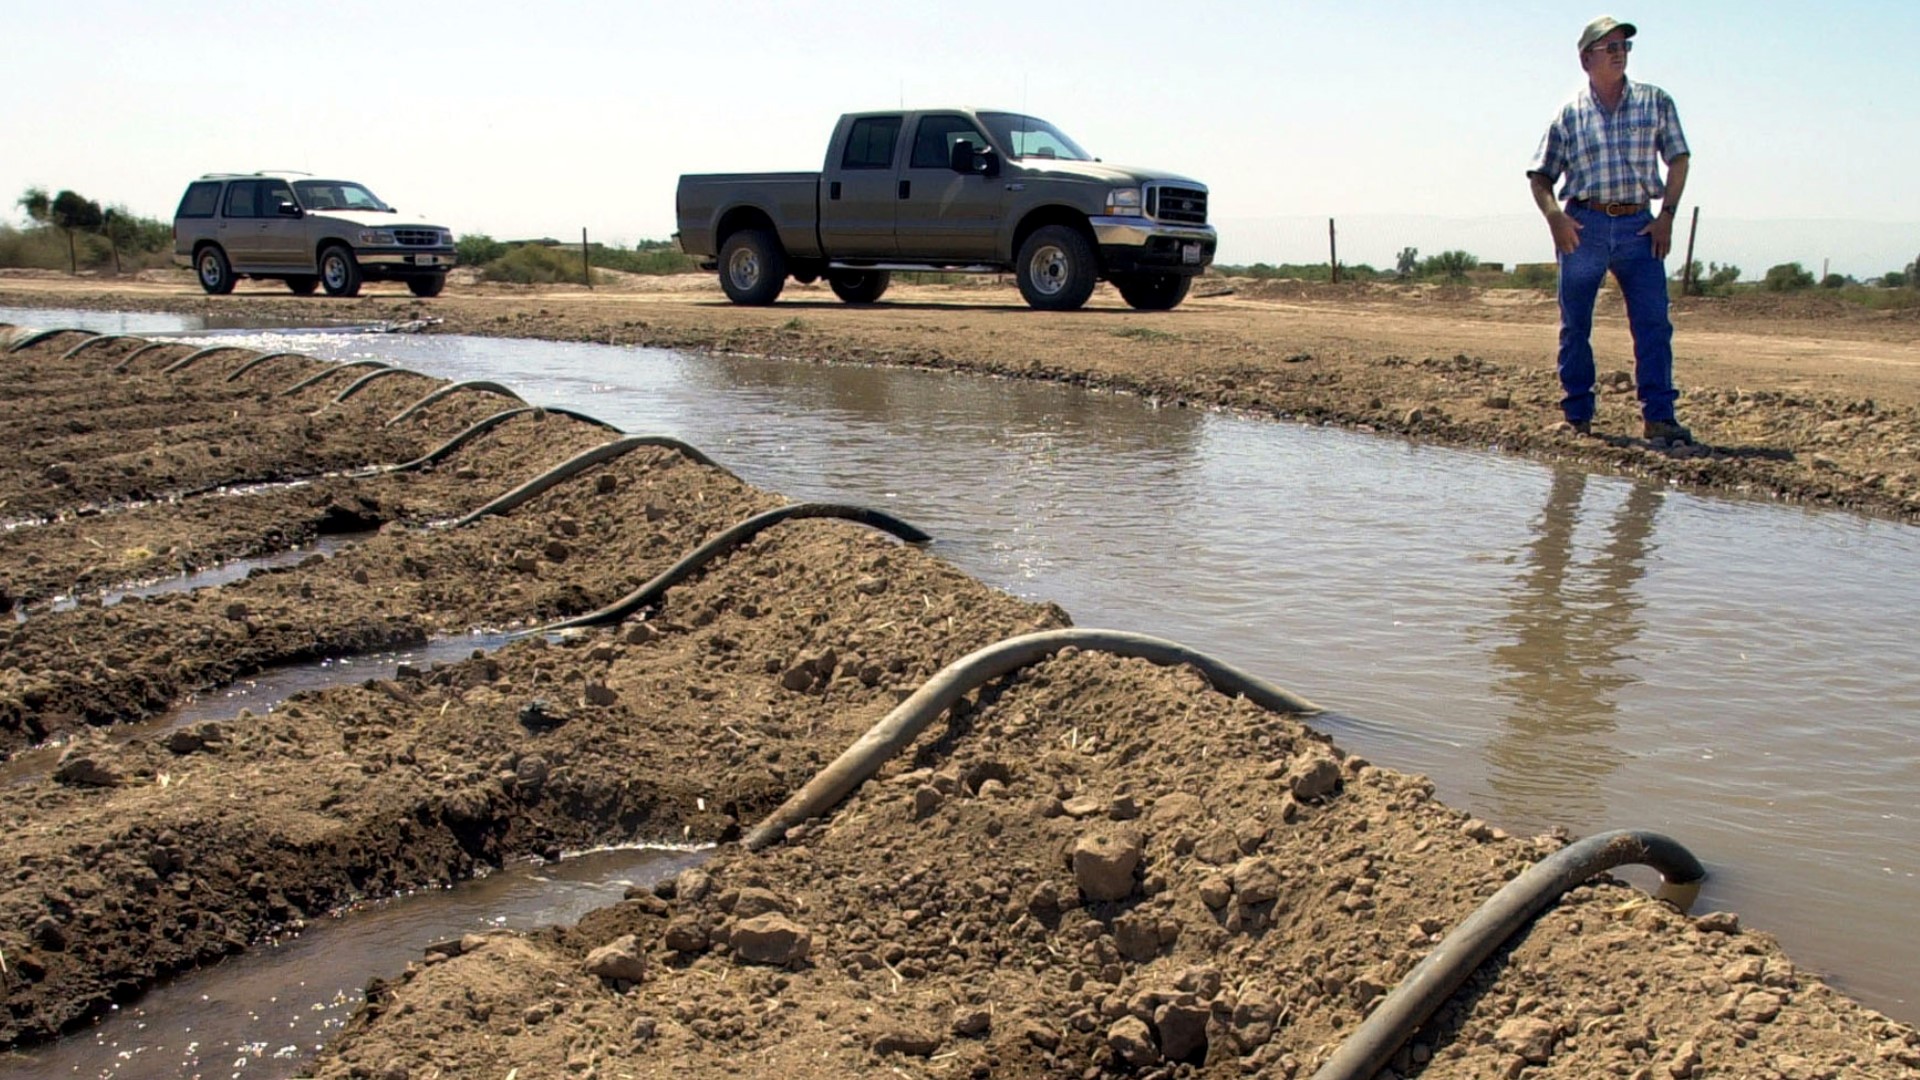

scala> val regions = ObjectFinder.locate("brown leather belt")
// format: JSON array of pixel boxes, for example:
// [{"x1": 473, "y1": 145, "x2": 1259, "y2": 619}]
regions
[{"x1": 1569, "y1": 198, "x2": 1647, "y2": 216}]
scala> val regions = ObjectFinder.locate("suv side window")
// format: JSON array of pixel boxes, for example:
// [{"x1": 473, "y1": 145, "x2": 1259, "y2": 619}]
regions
[
  {"x1": 176, "y1": 181, "x2": 222, "y2": 219},
  {"x1": 223, "y1": 181, "x2": 260, "y2": 219},
  {"x1": 841, "y1": 116, "x2": 901, "y2": 170},
  {"x1": 910, "y1": 114, "x2": 989, "y2": 169}
]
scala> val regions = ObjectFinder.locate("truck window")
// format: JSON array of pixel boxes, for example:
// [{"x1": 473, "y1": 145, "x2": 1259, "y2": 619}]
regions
[
  {"x1": 841, "y1": 117, "x2": 902, "y2": 170},
  {"x1": 910, "y1": 115, "x2": 989, "y2": 169}
]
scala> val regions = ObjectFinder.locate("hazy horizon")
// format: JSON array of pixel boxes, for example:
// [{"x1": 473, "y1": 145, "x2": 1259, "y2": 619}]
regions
[{"x1": 4, "y1": 1, "x2": 1915, "y2": 278}]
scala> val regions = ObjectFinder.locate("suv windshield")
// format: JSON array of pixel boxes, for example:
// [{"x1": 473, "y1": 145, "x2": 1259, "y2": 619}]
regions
[
  {"x1": 978, "y1": 112, "x2": 1092, "y2": 162},
  {"x1": 292, "y1": 180, "x2": 390, "y2": 212}
]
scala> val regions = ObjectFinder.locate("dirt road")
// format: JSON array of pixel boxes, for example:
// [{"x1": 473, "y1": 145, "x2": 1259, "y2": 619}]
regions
[{"x1": 2, "y1": 274, "x2": 1918, "y2": 1078}]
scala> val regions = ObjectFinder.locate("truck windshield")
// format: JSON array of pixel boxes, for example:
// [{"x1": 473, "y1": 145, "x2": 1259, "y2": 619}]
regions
[
  {"x1": 292, "y1": 181, "x2": 390, "y2": 212},
  {"x1": 978, "y1": 112, "x2": 1092, "y2": 162}
]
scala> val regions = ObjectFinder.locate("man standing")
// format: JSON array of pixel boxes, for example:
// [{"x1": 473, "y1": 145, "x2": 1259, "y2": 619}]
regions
[{"x1": 1528, "y1": 15, "x2": 1694, "y2": 446}]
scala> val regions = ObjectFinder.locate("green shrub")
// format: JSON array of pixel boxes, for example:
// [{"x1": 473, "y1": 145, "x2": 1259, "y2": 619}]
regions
[
  {"x1": 1885, "y1": 270, "x2": 1908, "y2": 288},
  {"x1": 480, "y1": 243, "x2": 603, "y2": 285},
  {"x1": 1821, "y1": 273, "x2": 1848, "y2": 289},
  {"x1": 1763, "y1": 262, "x2": 1814, "y2": 291},
  {"x1": 457, "y1": 234, "x2": 507, "y2": 266},
  {"x1": 1421, "y1": 250, "x2": 1479, "y2": 282}
]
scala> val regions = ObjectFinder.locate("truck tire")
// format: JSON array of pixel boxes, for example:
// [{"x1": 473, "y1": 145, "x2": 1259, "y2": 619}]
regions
[
  {"x1": 1113, "y1": 272, "x2": 1191, "y2": 311},
  {"x1": 285, "y1": 275, "x2": 320, "y2": 295},
  {"x1": 320, "y1": 245, "x2": 363, "y2": 298},
  {"x1": 1016, "y1": 225, "x2": 1098, "y2": 311},
  {"x1": 195, "y1": 245, "x2": 236, "y2": 295},
  {"x1": 719, "y1": 228, "x2": 787, "y2": 305},
  {"x1": 828, "y1": 269, "x2": 891, "y2": 304},
  {"x1": 407, "y1": 273, "x2": 447, "y2": 298}
]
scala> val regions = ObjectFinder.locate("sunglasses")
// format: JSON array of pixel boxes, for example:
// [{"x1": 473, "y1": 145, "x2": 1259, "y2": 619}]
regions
[{"x1": 1587, "y1": 39, "x2": 1634, "y2": 55}]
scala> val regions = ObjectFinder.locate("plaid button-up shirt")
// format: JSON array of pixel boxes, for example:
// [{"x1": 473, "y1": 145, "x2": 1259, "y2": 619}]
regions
[{"x1": 1528, "y1": 79, "x2": 1689, "y2": 204}]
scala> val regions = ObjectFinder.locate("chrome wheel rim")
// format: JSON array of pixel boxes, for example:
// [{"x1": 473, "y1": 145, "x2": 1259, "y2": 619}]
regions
[
  {"x1": 1028, "y1": 244, "x2": 1069, "y2": 296},
  {"x1": 198, "y1": 253, "x2": 221, "y2": 286},
  {"x1": 727, "y1": 247, "x2": 761, "y2": 290},
  {"x1": 322, "y1": 255, "x2": 347, "y2": 290}
]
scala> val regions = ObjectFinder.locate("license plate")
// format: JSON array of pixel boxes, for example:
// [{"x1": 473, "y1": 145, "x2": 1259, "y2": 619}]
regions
[
  {"x1": 1181, "y1": 242, "x2": 1202, "y2": 265},
  {"x1": 415, "y1": 254, "x2": 441, "y2": 266}
]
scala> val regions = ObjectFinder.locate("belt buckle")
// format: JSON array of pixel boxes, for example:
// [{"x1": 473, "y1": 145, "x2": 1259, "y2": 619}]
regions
[{"x1": 1606, "y1": 202, "x2": 1635, "y2": 217}]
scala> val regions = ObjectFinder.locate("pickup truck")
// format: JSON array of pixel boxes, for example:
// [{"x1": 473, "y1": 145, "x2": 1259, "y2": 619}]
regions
[{"x1": 675, "y1": 108, "x2": 1216, "y2": 311}]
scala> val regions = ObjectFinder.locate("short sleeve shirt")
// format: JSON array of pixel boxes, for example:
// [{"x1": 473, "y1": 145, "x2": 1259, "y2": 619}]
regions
[{"x1": 1528, "y1": 79, "x2": 1689, "y2": 204}]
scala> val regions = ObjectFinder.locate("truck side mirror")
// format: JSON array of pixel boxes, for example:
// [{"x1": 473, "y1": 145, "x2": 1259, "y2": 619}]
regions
[
  {"x1": 949, "y1": 141, "x2": 997, "y2": 176},
  {"x1": 276, "y1": 200, "x2": 303, "y2": 218}
]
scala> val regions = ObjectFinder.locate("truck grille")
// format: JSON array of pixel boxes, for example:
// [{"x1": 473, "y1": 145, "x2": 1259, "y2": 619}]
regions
[
  {"x1": 394, "y1": 228, "x2": 442, "y2": 247},
  {"x1": 1147, "y1": 184, "x2": 1208, "y2": 226}
]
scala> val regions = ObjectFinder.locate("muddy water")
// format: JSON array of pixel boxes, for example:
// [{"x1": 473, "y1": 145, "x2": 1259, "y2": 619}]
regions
[
  {"x1": 0, "y1": 846, "x2": 704, "y2": 1080},
  {"x1": 13, "y1": 313, "x2": 1917, "y2": 1022},
  {"x1": 17, "y1": 534, "x2": 368, "y2": 619}
]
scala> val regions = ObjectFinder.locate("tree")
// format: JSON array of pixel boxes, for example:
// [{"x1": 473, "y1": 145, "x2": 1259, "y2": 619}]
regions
[
  {"x1": 1422, "y1": 250, "x2": 1478, "y2": 282},
  {"x1": 1762, "y1": 262, "x2": 1814, "y2": 292},
  {"x1": 1395, "y1": 246, "x2": 1419, "y2": 278},
  {"x1": 1886, "y1": 270, "x2": 1909, "y2": 288},
  {"x1": 1908, "y1": 254, "x2": 1920, "y2": 289},
  {"x1": 49, "y1": 189, "x2": 103, "y2": 274},
  {"x1": 1707, "y1": 263, "x2": 1740, "y2": 290},
  {"x1": 17, "y1": 186, "x2": 50, "y2": 226}
]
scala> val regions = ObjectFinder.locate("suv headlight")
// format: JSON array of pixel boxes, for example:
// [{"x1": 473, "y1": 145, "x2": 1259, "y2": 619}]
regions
[
  {"x1": 1104, "y1": 188, "x2": 1144, "y2": 217},
  {"x1": 358, "y1": 229, "x2": 397, "y2": 245},
  {"x1": 440, "y1": 230, "x2": 455, "y2": 246}
]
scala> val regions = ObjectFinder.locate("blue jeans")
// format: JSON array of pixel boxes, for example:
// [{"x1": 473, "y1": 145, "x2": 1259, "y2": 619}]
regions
[{"x1": 1556, "y1": 205, "x2": 1677, "y2": 425}]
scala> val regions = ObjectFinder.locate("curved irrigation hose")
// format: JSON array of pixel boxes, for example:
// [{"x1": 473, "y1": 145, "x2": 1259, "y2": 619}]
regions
[
  {"x1": 332, "y1": 365, "x2": 420, "y2": 403},
  {"x1": 388, "y1": 406, "x2": 627, "y2": 472},
  {"x1": 225, "y1": 351, "x2": 315, "y2": 382},
  {"x1": 112, "y1": 341, "x2": 183, "y2": 372},
  {"x1": 1309, "y1": 829, "x2": 1706, "y2": 1080},
  {"x1": 449, "y1": 435, "x2": 724, "y2": 527},
  {"x1": 59, "y1": 333, "x2": 141, "y2": 361},
  {"x1": 162, "y1": 344, "x2": 252, "y2": 374},
  {"x1": 7, "y1": 327, "x2": 97, "y2": 353},
  {"x1": 535, "y1": 503, "x2": 934, "y2": 633},
  {"x1": 280, "y1": 359, "x2": 390, "y2": 396},
  {"x1": 743, "y1": 628, "x2": 1324, "y2": 850},
  {"x1": 386, "y1": 380, "x2": 527, "y2": 425}
]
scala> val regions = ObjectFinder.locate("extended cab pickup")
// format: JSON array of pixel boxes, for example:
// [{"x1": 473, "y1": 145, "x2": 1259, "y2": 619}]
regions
[{"x1": 675, "y1": 108, "x2": 1216, "y2": 311}]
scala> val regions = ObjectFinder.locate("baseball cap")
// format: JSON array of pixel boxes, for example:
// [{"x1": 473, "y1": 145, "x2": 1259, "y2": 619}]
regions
[{"x1": 1579, "y1": 16, "x2": 1637, "y2": 52}]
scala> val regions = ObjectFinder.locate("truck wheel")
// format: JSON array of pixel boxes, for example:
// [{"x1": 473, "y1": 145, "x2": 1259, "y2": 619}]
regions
[
  {"x1": 285, "y1": 275, "x2": 320, "y2": 295},
  {"x1": 719, "y1": 229, "x2": 787, "y2": 305},
  {"x1": 320, "y1": 245, "x2": 363, "y2": 297},
  {"x1": 195, "y1": 246, "x2": 236, "y2": 295},
  {"x1": 828, "y1": 269, "x2": 891, "y2": 304},
  {"x1": 406, "y1": 274, "x2": 447, "y2": 298},
  {"x1": 1113, "y1": 272, "x2": 1191, "y2": 311},
  {"x1": 1016, "y1": 225, "x2": 1098, "y2": 311}
]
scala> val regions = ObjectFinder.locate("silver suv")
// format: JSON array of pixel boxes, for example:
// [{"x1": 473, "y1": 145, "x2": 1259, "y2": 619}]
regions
[{"x1": 172, "y1": 172, "x2": 456, "y2": 297}]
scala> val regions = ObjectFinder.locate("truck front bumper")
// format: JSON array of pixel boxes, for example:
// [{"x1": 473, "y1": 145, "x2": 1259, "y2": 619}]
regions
[
  {"x1": 358, "y1": 249, "x2": 457, "y2": 270},
  {"x1": 1090, "y1": 218, "x2": 1217, "y2": 275}
]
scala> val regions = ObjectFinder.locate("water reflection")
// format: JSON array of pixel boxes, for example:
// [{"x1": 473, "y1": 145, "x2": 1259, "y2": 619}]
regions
[{"x1": 1486, "y1": 472, "x2": 1658, "y2": 826}]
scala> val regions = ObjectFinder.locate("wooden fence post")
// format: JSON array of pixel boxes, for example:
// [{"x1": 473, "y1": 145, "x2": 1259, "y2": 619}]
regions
[
  {"x1": 582, "y1": 228, "x2": 592, "y2": 290},
  {"x1": 1328, "y1": 218, "x2": 1339, "y2": 284},
  {"x1": 1681, "y1": 207, "x2": 1700, "y2": 294}
]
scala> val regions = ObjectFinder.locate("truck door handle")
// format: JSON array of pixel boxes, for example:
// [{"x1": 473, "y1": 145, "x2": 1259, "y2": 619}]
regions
[
  {"x1": 829, "y1": 181, "x2": 841, "y2": 200},
  {"x1": 898, "y1": 180, "x2": 911, "y2": 199}
]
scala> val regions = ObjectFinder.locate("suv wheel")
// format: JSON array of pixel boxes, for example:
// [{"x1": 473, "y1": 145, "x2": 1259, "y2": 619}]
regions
[
  {"x1": 1016, "y1": 225, "x2": 1098, "y2": 311},
  {"x1": 195, "y1": 246, "x2": 236, "y2": 295},
  {"x1": 718, "y1": 228, "x2": 786, "y2": 305},
  {"x1": 285, "y1": 275, "x2": 320, "y2": 296},
  {"x1": 319, "y1": 245, "x2": 363, "y2": 297},
  {"x1": 406, "y1": 274, "x2": 447, "y2": 298}
]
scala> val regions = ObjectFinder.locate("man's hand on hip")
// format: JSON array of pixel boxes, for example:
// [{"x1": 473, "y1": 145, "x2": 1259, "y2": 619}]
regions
[
  {"x1": 1548, "y1": 211, "x2": 1582, "y2": 255},
  {"x1": 1640, "y1": 214, "x2": 1675, "y2": 259}
]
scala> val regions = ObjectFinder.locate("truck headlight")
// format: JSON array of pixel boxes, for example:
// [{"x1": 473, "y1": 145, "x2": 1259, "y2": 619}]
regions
[
  {"x1": 1105, "y1": 188, "x2": 1144, "y2": 217},
  {"x1": 359, "y1": 229, "x2": 396, "y2": 244},
  {"x1": 440, "y1": 230, "x2": 455, "y2": 246}
]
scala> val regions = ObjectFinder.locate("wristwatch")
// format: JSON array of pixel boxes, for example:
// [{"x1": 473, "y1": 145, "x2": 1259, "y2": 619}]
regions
[{"x1": 1660, "y1": 206, "x2": 1677, "y2": 217}]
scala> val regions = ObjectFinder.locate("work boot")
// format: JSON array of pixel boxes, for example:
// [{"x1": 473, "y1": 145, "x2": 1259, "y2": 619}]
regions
[
  {"x1": 1643, "y1": 419, "x2": 1694, "y2": 446},
  {"x1": 1552, "y1": 418, "x2": 1592, "y2": 437}
]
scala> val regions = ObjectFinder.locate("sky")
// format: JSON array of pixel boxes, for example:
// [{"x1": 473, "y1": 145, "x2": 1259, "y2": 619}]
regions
[{"x1": 3, "y1": 0, "x2": 1917, "y2": 279}]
